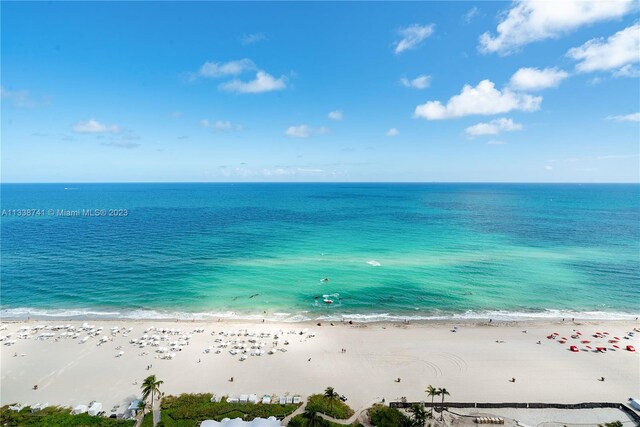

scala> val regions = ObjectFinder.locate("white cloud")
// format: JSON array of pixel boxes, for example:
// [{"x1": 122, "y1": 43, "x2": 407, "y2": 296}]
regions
[
  {"x1": 201, "y1": 119, "x2": 243, "y2": 131},
  {"x1": 394, "y1": 24, "x2": 435, "y2": 54},
  {"x1": 101, "y1": 140, "x2": 140, "y2": 149},
  {"x1": 217, "y1": 166, "x2": 331, "y2": 179},
  {"x1": 219, "y1": 71, "x2": 287, "y2": 94},
  {"x1": 285, "y1": 125, "x2": 329, "y2": 138},
  {"x1": 587, "y1": 76, "x2": 604, "y2": 86},
  {"x1": 328, "y1": 110, "x2": 343, "y2": 121},
  {"x1": 509, "y1": 67, "x2": 569, "y2": 91},
  {"x1": 414, "y1": 80, "x2": 542, "y2": 120},
  {"x1": 386, "y1": 128, "x2": 399, "y2": 137},
  {"x1": 613, "y1": 64, "x2": 640, "y2": 77},
  {"x1": 400, "y1": 75, "x2": 431, "y2": 89},
  {"x1": 198, "y1": 59, "x2": 255, "y2": 78},
  {"x1": 73, "y1": 119, "x2": 120, "y2": 134},
  {"x1": 567, "y1": 23, "x2": 640, "y2": 74},
  {"x1": 286, "y1": 125, "x2": 311, "y2": 138},
  {"x1": 464, "y1": 7, "x2": 479, "y2": 24},
  {"x1": 606, "y1": 112, "x2": 640, "y2": 122},
  {"x1": 1, "y1": 85, "x2": 49, "y2": 107},
  {"x1": 544, "y1": 165, "x2": 554, "y2": 170},
  {"x1": 241, "y1": 33, "x2": 266, "y2": 45},
  {"x1": 171, "y1": 111, "x2": 182, "y2": 119},
  {"x1": 479, "y1": 0, "x2": 634, "y2": 55},
  {"x1": 487, "y1": 140, "x2": 507, "y2": 145},
  {"x1": 465, "y1": 117, "x2": 523, "y2": 137},
  {"x1": 596, "y1": 153, "x2": 640, "y2": 160}
]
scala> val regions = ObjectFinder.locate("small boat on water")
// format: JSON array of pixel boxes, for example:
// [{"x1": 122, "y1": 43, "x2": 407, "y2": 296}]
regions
[{"x1": 323, "y1": 298, "x2": 333, "y2": 304}]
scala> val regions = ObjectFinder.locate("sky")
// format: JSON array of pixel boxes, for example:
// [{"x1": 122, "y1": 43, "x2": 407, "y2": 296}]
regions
[{"x1": 1, "y1": 1, "x2": 639, "y2": 183}]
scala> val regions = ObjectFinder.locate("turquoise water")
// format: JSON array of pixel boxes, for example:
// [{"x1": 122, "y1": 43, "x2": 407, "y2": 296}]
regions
[{"x1": 1, "y1": 183, "x2": 639, "y2": 321}]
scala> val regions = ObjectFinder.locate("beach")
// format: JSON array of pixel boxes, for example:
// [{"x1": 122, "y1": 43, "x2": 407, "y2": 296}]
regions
[{"x1": 1, "y1": 318, "x2": 638, "y2": 418}]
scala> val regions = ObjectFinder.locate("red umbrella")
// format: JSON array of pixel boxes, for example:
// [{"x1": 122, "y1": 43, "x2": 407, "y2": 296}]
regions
[
  {"x1": 627, "y1": 345, "x2": 636, "y2": 352},
  {"x1": 570, "y1": 345, "x2": 579, "y2": 352},
  {"x1": 581, "y1": 340, "x2": 590, "y2": 343}
]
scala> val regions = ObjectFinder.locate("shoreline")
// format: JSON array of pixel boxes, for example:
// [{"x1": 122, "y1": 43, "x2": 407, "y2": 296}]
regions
[
  {"x1": 2, "y1": 307, "x2": 639, "y2": 324},
  {"x1": 2, "y1": 318, "x2": 638, "y2": 416}
]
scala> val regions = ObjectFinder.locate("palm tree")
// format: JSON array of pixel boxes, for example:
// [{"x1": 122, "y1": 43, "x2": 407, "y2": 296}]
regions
[
  {"x1": 302, "y1": 406, "x2": 325, "y2": 427},
  {"x1": 425, "y1": 385, "x2": 439, "y2": 418},
  {"x1": 437, "y1": 388, "x2": 450, "y2": 421},
  {"x1": 136, "y1": 400, "x2": 148, "y2": 417},
  {"x1": 323, "y1": 386, "x2": 339, "y2": 414},
  {"x1": 408, "y1": 403, "x2": 427, "y2": 427},
  {"x1": 141, "y1": 375, "x2": 164, "y2": 413}
]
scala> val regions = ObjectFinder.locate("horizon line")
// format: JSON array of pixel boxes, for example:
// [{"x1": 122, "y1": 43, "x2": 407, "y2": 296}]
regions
[{"x1": 1, "y1": 181, "x2": 639, "y2": 185}]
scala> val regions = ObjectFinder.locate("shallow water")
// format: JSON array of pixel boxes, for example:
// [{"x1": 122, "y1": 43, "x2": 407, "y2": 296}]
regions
[{"x1": 2, "y1": 183, "x2": 639, "y2": 321}]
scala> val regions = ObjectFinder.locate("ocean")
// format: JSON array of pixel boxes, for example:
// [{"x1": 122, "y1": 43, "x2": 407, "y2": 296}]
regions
[{"x1": 1, "y1": 183, "x2": 639, "y2": 322}]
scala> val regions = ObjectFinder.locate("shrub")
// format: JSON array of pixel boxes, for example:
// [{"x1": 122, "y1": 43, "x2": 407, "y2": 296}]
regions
[
  {"x1": 306, "y1": 394, "x2": 354, "y2": 420},
  {"x1": 368, "y1": 404, "x2": 410, "y2": 427}
]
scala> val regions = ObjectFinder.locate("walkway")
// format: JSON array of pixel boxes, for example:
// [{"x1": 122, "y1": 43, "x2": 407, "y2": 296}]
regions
[{"x1": 283, "y1": 399, "x2": 379, "y2": 426}]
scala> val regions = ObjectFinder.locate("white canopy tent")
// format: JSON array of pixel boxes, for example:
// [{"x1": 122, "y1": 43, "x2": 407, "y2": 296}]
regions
[
  {"x1": 87, "y1": 402, "x2": 102, "y2": 416},
  {"x1": 72, "y1": 404, "x2": 88, "y2": 415}
]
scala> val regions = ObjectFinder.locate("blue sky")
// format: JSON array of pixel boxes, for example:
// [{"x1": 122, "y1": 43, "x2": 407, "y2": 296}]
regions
[{"x1": 1, "y1": 1, "x2": 639, "y2": 183}]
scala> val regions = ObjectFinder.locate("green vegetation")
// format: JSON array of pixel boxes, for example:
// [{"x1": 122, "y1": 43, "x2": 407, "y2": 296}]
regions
[
  {"x1": 141, "y1": 375, "x2": 164, "y2": 415},
  {"x1": 425, "y1": 385, "x2": 439, "y2": 418},
  {"x1": 287, "y1": 414, "x2": 362, "y2": 427},
  {"x1": 140, "y1": 393, "x2": 299, "y2": 427},
  {"x1": 306, "y1": 393, "x2": 354, "y2": 420},
  {"x1": 437, "y1": 387, "x2": 450, "y2": 421},
  {"x1": 0, "y1": 405, "x2": 135, "y2": 427},
  {"x1": 368, "y1": 404, "x2": 411, "y2": 427}
]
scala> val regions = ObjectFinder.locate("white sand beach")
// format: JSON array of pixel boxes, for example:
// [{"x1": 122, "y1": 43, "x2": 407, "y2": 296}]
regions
[{"x1": 1, "y1": 319, "x2": 639, "y2": 418}]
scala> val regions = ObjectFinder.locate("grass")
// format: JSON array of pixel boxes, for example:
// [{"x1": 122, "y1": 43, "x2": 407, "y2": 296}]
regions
[
  {"x1": 140, "y1": 393, "x2": 300, "y2": 427},
  {"x1": 368, "y1": 404, "x2": 410, "y2": 427},
  {"x1": 0, "y1": 405, "x2": 135, "y2": 427},
  {"x1": 305, "y1": 394, "x2": 354, "y2": 420}
]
